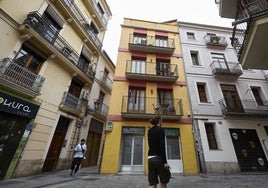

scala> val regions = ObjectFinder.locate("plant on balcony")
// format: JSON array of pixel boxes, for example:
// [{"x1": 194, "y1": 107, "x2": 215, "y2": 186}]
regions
[{"x1": 210, "y1": 36, "x2": 220, "y2": 44}]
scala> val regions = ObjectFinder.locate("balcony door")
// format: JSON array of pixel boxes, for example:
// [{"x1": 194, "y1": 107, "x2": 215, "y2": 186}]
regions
[
  {"x1": 128, "y1": 89, "x2": 145, "y2": 113},
  {"x1": 211, "y1": 53, "x2": 228, "y2": 70},
  {"x1": 131, "y1": 59, "x2": 145, "y2": 74},
  {"x1": 121, "y1": 127, "x2": 145, "y2": 172},
  {"x1": 220, "y1": 84, "x2": 244, "y2": 112}
]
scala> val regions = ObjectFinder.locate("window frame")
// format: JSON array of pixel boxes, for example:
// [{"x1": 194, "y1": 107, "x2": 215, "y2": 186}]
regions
[
  {"x1": 186, "y1": 32, "x2": 195, "y2": 40},
  {"x1": 205, "y1": 123, "x2": 218, "y2": 150},
  {"x1": 197, "y1": 82, "x2": 208, "y2": 103},
  {"x1": 190, "y1": 51, "x2": 200, "y2": 66}
]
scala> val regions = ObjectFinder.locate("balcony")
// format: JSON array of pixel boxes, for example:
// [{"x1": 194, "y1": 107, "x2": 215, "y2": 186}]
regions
[
  {"x1": 125, "y1": 60, "x2": 178, "y2": 82},
  {"x1": 0, "y1": 58, "x2": 45, "y2": 98},
  {"x1": 60, "y1": 91, "x2": 83, "y2": 115},
  {"x1": 98, "y1": 71, "x2": 113, "y2": 94},
  {"x1": 218, "y1": 98, "x2": 268, "y2": 118},
  {"x1": 217, "y1": 0, "x2": 238, "y2": 19},
  {"x1": 231, "y1": 0, "x2": 268, "y2": 69},
  {"x1": 204, "y1": 35, "x2": 228, "y2": 49},
  {"x1": 121, "y1": 96, "x2": 183, "y2": 120},
  {"x1": 210, "y1": 60, "x2": 243, "y2": 79},
  {"x1": 82, "y1": 0, "x2": 109, "y2": 29},
  {"x1": 50, "y1": 0, "x2": 102, "y2": 50},
  {"x1": 20, "y1": 12, "x2": 95, "y2": 83},
  {"x1": 87, "y1": 99, "x2": 109, "y2": 121},
  {"x1": 128, "y1": 35, "x2": 175, "y2": 55}
]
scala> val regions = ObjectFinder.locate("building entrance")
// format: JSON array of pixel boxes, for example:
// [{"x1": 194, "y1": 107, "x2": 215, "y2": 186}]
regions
[{"x1": 120, "y1": 127, "x2": 144, "y2": 172}]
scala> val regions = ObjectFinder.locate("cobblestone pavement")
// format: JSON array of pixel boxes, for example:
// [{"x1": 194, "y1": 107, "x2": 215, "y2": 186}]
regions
[{"x1": 1, "y1": 168, "x2": 268, "y2": 188}]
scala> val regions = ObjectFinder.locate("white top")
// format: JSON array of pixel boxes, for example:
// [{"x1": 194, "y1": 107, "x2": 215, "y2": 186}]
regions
[{"x1": 73, "y1": 143, "x2": 87, "y2": 158}]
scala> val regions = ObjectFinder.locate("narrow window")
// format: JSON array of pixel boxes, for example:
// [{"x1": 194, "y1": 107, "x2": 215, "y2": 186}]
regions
[
  {"x1": 191, "y1": 51, "x2": 200, "y2": 66},
  {"x1": 205, "y1": 123, "x2": 218, "y2": 150},
  {"x1": 197, "y1": 83, "x2": 208, "y2": 103}
]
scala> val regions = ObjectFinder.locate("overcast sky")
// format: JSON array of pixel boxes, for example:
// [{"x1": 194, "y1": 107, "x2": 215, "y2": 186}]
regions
[{"x1": 102, "y1": 0, "x2": 234, "y2": 64}]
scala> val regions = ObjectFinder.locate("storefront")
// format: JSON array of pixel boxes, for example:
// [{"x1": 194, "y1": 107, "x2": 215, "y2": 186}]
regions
[{"x1": 0, "y1": 91, "x2": 40, "y2": 180}]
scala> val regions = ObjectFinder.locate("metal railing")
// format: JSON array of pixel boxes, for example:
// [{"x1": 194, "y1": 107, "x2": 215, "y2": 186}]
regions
[
  {"x1": 231, "y1": 0, "x2": 268, "y2": 60},
  {"x1": 99, "y1": 71, "x2": 113, "y2": 91},
  {"x1": 203, "y1": 35, "x2": 228, "y2": 47},
  {"x1": 210, "y1": 60, "x2": 243, "y2": 76},
  {"x1": 218, "y1": 98, "x2": 268, "y2": 115},
  {"x1": 125, "y1": 60, "x2": 178, "y2": 77},
  {"x1": 93, "y1": 99, "x2": 109, "y2": 117},
  {"x1": 89, "y1": 0, "x2": 108, "y2": 26},
  {"x1": 62, "y1": 0, "x2": 102, "y2": 49},
  {"x1": 129, "y1": 34, "x2": 175, "y2": 49},
  {"x1": 121, "y1": 96, "x2": 183, "y2": 116},
  {"x1": 61, "y1": 91, "x2": 82, "y2": 111},
  {"x1": 24, "y1": 12, "x2": 95, "y2": 79},
  {"x1": 0, "y1": 58, "x2": 45, "y2": 93}
]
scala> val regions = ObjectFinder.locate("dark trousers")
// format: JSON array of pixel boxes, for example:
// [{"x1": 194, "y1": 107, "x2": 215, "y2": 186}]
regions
[{"x1": 70, "y1": 157, "x2": 83, "y2": 173}]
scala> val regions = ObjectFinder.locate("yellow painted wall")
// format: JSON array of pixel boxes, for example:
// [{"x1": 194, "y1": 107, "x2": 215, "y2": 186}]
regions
[
  {"x1": 0, "y1": 0, "x2": 45, "y2": 23},
  {"x1": 0, "y1": 19, "x2": 21, "y2": 59}
]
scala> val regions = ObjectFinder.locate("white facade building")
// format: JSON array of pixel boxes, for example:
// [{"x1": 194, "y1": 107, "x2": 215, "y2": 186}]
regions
[{"x1": 179, "y1": 21, "x2": 268, "y2": 173}]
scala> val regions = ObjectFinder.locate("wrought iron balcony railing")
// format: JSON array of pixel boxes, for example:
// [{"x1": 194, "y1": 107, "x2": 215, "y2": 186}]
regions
[
  {"x1": 125, "y1": 60, "x2": 178, "y2": 82},
  {"x1": 218, "y1": 98, "x2": 268, "y2": 118},
  {"x1": 231, "y1": 0, "x2": 268, "y2": 61},
  {"x1": 128, "y1": 34, "x2": 175, "y2": 55},
  {"x1": 89, "y1": 0, "x2": 108, "y2": 27},
  {"x1": 121, "y1": 96, "x2": 183, "y2": 119},
  {"x1": 60, "y1": 91, "x2": 83, "y2": 115},
  {"x1": 203, "y1": 35, "x2": 228, "y2": 48},
  {"x1": 62, "y1": 0, "x2": 102, "y2": 49},
  {"x1": 23, "y1": 12, "x2": 95, "y2": 80},
  {"x1": 86, "y1": 99, "x2": 109, "y2": 120},
  {"x1": 99, "y1": 71, "x2": 113, "y2": 92},
  {"x1": 0, "y1": 58, "x2": 45, "y2": 94},
  {"x1": 210, "y1": 60, "x2": 243, "y2": 77}
]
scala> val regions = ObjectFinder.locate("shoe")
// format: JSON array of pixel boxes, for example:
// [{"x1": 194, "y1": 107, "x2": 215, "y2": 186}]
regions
[{"x1": 70, "y1": 170, "x2": 73, "y2": 176}]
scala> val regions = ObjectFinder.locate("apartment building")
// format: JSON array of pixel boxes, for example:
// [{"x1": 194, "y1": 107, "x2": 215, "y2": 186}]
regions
[
  {"x1": 216, "y1": 0, "x2": 268, "y2": 70},
  {"x1": 0, "y1": 0, "x2": 113, "y2": 180},
  {"x1": 179, "y1": 21, "x2": 268, "y2": 173},
  {"x1": 100, "y1": 18, "x2": 198, "y2": 175}
]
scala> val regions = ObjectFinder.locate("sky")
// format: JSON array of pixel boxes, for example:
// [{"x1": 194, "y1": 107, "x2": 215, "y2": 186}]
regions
[{"x1": 102, "y1": 0, "x2": 234, "y2": 64}]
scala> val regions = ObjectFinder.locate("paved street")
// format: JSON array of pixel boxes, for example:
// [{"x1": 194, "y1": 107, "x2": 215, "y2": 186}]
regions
[{"x1": 1, "y1": 167, "x2": 268, "y2": 188}]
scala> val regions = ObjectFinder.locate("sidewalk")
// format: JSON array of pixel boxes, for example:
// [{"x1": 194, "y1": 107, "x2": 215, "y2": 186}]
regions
[{"x1": 1, "y1": 167, "x2": 268, "y2": 188}]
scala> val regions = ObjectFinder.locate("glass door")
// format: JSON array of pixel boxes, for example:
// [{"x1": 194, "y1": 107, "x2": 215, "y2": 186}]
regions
[{"x1": 121, "y1": 136, "x2": 144, "y2": 172}]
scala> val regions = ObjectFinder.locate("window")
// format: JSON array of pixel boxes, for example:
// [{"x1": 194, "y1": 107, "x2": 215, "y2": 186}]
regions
[
  {"x1": 42, "y1": 6, "x2": 63, "y2": 43},
  {"x1": 155, "y1": 36, "x2": 168, "y2": 47},
  {"x1": 190, "y1": 51, "x2": 200, "y2": 66},
  {"x1": 157, "y1": 90, "x2": 173, "y2": 107},
  {"x1": 211, "y1": 53, "x2": 227, "y2": 70},
  {"x1": 133, "y1": 34, "x2": 147, "y2": 45},
  {"x1": 90, "y1": 22, "x2": 99, "y2": 35},
  {"x1": 197, "y1": 83, "x2": 208, "y2": 103},
  {"x1": 186, "y1": 32, "x2": 195, "y2": 40},
  {"x1": 251, "y1": 87, "x2": 264, "y2": 106},
  {"x1": 131, "y1": 59, "x2": 146, "y2": 74},
  {"x1": 156, "y1": 59, "x2": 170, "y2": 76},
  {"x1": 220, "y1": 84, "x2": 243, "y2": 112},
  {"x1": 14, "y1": 44, "x2": 45, "y2": 73},
  {"x1": 128, "y1": 88, "x2": 145, "y2": 112},
  {"x1": 205, "y1": 123, "x2": 218, "y2": 150}
]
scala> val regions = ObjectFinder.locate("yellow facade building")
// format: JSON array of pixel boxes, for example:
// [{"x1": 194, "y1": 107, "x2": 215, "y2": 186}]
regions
[
  {"x1": 101, "y1": 18, "x2": 198, "y2": 174},
  {"x1": 0, "y1": 0, "x2": 113, "y2": 180}
]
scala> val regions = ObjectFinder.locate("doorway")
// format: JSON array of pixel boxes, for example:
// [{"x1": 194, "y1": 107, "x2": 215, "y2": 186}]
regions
[
  {"x1": 230, "y1": 129, "x2": 268, "y2": 171},
  {"x1": 120, "y1": 127, "x2": 145, "y2": 172},
  {"x1": 0, "y1": 111, "x2": 29, "y2": 180},
  {"x1": 42, "y1": 116, "x2": 70, "y2": 172},
  {"x1": 165, "y1": 128, "x2": 183, "y2": 173}
]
